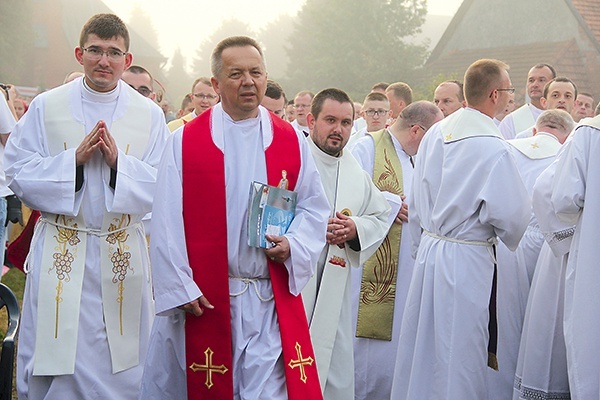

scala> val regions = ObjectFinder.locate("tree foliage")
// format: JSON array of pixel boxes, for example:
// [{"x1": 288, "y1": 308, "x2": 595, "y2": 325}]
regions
[
  {"x1": 191, "y1": 19, "x2": 255, "y2": 78},
  {"x1": 257, "y1": 15, "x2": 295, "y2": 82},
  {"x1": 286, "y1": 0, "x2": 429, "y2": 100},
  {"x1": 128, "y1": 4, "x2": 161, "y2": 55},
  {"x1": 165, "y1": 47, "x2": 192, "y2": 109}
]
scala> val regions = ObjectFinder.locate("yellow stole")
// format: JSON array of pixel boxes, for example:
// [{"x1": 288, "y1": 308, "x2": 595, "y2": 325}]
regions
[{"x1": 356, "y1": 129, "x2": 402, "y2": 340}]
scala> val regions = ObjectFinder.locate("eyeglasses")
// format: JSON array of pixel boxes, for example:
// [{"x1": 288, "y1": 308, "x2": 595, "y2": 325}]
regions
[
  {"x1": 411, "y1": 124, "x2": 427, "y2": 132},
  {"x1": 293, "y1": 104, "x2": 310, "y2": 109},
  {"x1": 364, "y1": 109, "x2": 389, "y2": 117},
  {"x1": 496, "y1": 87, "x2": 515, "y2": 94},
  {"x1": 129, "y1": 84, "x2": 152, "y2": 98},
  {"x1": 82, "y1": 46, "x2": 127, "y2": 61},
  {"x1": 193, "y1": 93, "x2": 218, "y2": 100}
]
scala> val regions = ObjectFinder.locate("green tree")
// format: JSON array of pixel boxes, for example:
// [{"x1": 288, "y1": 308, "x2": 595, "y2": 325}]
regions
[
  {"x1": 191, "y1": 18, "x2": 255, "y2": 78},
  {"x1": 257, "y1": 15, "x2": 295, "y2": 82},
  {"x1": 165, "y1": 47, "x2": 192, "y2": 110},
  {"x1": 128, "y1": 4, "x2": 161, "y2": 55},
  {"x1": 286, "y1": 0, "x2": 429, "y2": 99}
]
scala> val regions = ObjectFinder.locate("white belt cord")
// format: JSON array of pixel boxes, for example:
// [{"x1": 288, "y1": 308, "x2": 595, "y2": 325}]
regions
[
  {"x1": 25, "y1": 216, "x2": 146, "y2": 278},
  {"x1": 423, "y1": 229, "x2": 498, "y2": 264},
  {"x1": 229, "y1": 277, "x2": 274, "y2": 302}
]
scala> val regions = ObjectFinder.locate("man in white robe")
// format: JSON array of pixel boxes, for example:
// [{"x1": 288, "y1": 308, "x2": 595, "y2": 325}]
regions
[
  {"x1": 550, "y1": 114, "x2": 600, "y2": 399},
  {"x1": 514, "y1": 77, "x2": 577, "y2": 140},
  {"x1": 514, "y1": 144, "x2": 575, "y2": 400},
  {"x1": 392, "y1": 59, "x2": 530, "y2": 400},
  {"x1": 302, "y1": 88, "x2": 391, "y2": 399},
  {"x1": 4, "y1": 14, "x2": 169, "y2": 399},
  {"x1": 291, "y1": 91, "x2": 313, "y2": 137},
  {"x1": 499, "y1": 63, "x2": 555, "y2": 140},
  {"x1": 350, "y1": 100, "x2": 443, "y2": 400},
  {"x1": 140, "y1": 36, "x2": 330, "y2": 400},
  {"x1": 486, "y1": 109, "x2": 574, "y2": 399}
]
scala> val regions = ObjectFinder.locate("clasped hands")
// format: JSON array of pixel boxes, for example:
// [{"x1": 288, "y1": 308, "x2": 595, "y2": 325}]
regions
[
  {"x1": 75, "y1": 120, "x2": 118, "y2": 169},
  {"x1": 327, "y1": 211, "x2": 357, "y2": 248}
]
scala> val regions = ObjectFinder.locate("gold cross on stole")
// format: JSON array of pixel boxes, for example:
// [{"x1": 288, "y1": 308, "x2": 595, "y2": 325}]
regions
[
  {"x1": 189, "y1": 347, "x2": 229, "y2": 389},
  {"x1": 287, "y1": 342, "x2": 314, "y2": 383}
]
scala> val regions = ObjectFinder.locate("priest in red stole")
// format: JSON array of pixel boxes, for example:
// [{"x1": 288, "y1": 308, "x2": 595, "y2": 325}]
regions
[{"x1": 140, "y1": 36, "x2": 330, "y2": 399}]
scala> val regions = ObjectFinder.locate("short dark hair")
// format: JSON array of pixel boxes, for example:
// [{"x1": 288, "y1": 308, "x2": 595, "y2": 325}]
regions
[
  {"x1": 311, "y1": 88, "x2": 354, "y2": 120},
  {"x1": 438, "y1": 80, "x2": 465, "y2": 102},
  {"x1": 542, "y1": 77, "x2": 578, "y2": 100},
  {"x1": 464, "y1": 59, "x2": 509, "y2": 105},
  {"x1": 531, "y1": 63, "x2": 557, "y2": 79},
  {"x1": 265, "y1": 79, "x2": 286, "y2": 103},
  {"x1": 386, "y1": 82, "x2": 413, "y2": 105},
  {"x1": 211, "y1": 36, "x2": 264, "y2": 78},
  {"x1": 180, "y1": 95, "x2": 192, "y2": 110},
  {"x1": 126, "y1": 65, "x2": 153, "y2": 81},
  {"x1": 80, "y1": 14, "x2": 130, "y2": 51},
  {"x1": 371, "y1": 82, "x2": 390, "y2": 92},
  {"x1": 363, "y1": 92, "x2": 389, "y2": 104},
  {"x1": 397, "y1": 101, "x2": 442, "y2": 131},
  {"x1": 190, "y1": 77, "x2": 212, "y2": 93}
]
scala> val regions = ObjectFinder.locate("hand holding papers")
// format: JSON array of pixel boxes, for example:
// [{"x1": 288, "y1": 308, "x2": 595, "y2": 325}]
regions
[{"x1": 247, "y1": 181, "x2": 297, "y2": 249}]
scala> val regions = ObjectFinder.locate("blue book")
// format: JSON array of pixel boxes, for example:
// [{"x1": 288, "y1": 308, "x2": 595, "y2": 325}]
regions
[{"x1": 247, "y1": 181, "x2": 297, "y2": 248}]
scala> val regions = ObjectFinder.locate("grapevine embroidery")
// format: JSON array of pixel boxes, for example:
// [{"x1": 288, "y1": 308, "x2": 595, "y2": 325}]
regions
[
  {"x1": 50, "y1": 215, "x2": 80, "y2": 338},
  {"x1": 106, "y1": 214, "x2": 133, "y2": 335}
]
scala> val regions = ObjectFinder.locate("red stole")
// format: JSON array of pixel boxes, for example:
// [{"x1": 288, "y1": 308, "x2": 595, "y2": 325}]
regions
[{"x1": 182, "y1": 109, "x2": 323, "y2": 400}]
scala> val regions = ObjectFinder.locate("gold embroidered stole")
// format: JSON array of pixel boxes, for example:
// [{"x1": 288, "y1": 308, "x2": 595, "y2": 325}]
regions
[
  {"x1": 33, "y1": 82, "x2": 150, "y2": 375},
  {"x1": 356, "y1": 129, "x2": 402, "y2": 340}
]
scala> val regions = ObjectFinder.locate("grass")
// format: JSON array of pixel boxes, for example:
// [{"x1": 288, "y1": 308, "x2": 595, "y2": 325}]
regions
[{"x1": 1, "y1": 267, "x2": 26, "y2": 400}]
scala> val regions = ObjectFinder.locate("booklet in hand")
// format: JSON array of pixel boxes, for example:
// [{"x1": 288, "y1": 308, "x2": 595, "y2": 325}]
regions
[{"x1": 247, "y1": 181, "x2": 297, "y2": 248}]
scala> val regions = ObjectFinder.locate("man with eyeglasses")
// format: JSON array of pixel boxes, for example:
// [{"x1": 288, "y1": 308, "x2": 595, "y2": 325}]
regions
[
  {"x1": 350, "y1": 101, "x2": 442, "y2": 399},
  {"x1": 4, "y1": 13, "x2": 169, "y2": 399},
  {"x1": 291, "y1": 90, "x2": 314, "y2": 137},
  {"x1": 122, "y1": 65, "x2": 156, "y2": 100},
  {"x1": 167, "y1": 76, "x2": 219, "y2": 132},
  {"x1": 347, "y1": 92, "x2": 391, "y2": 149},
  {"x1": 499, "y1": 63, "x2": 556, "y2": 140},
  {"x1": 391, "y1": 59, "x2": 530, "y2": 400}
]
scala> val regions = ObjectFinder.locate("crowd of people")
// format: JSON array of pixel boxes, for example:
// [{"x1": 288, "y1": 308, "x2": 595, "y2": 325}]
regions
[{"x1": 1, "y1": 12, "x2": 599, "y2": 400}]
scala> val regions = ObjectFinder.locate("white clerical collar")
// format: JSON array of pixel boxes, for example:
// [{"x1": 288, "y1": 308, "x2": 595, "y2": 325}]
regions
[
  {"x1": 211, "y1": 104, "x2": 272, "y2": 151},
  {"x1": 307, "y1": 136, "x2": 342, "y2": 165},
  {"x1": 508, "y1": 132, "x2": 561, "y2": 159},
  {"x1": 81, "y1": 77, "x2": 120, "y2": 103}
]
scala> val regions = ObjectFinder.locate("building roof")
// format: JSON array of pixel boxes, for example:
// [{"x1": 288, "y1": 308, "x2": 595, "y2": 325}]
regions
[{"x1": 424, "y1": 0, "x2": 600, "y2": 99}]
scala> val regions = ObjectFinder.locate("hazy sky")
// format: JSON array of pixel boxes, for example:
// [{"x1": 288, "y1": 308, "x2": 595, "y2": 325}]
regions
[{"x1": 101, "y1": 0, "x2": 463, "y2": 63}]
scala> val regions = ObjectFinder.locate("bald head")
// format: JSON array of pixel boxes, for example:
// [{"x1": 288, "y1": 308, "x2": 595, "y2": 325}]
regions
[
  {"x1": 534, "y1": 109, "x2": 575, "y2": 144},
  {"x1": 391, "y1": 100, "x2": 444, "y2": 156}
]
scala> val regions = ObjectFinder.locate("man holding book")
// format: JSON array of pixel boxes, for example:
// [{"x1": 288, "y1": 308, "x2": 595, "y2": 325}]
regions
[{"x1": 140, "y1": 36, "x2": 330, "y2": 399}]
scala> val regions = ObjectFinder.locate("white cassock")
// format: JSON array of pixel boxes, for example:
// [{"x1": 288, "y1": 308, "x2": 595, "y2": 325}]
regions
[
  {"x1": 139, "y1": 104, "x2": 330, "y2": 400},
  {"x1": 303, "y1": 137, "x2": 391, "y2": 400},
  {"x1": 486, "y1": 132, "x2": 562, "y2": 400},
  {"x1": 392, "y1": 108, "x2": 530, "y2": 400},
  {"x1": 5, "y1": 78, "x2": 168, "y2": 399},
  {"x1": 349, "y1": 132, "x2": 413, "y2": 400},
  {"x1": 499, "y1": 103, "x2": 543, "y2": 140},
  {"x1": 550, "y1": 116, "x2": 600, "y2": 400},
  {"x1": 514, "y1": 150, "x2": 574, "y2": 400}
]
